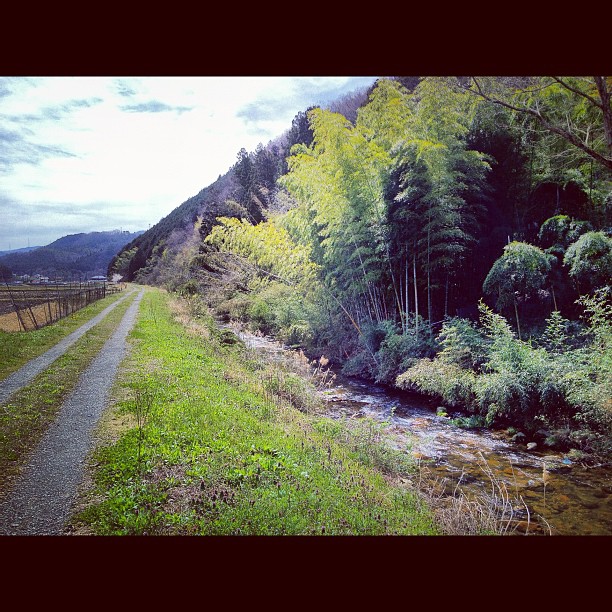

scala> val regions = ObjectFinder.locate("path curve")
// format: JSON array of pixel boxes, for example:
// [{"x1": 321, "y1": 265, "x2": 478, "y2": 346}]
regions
[
  {"x1": 0, "y1": 288, "x2": 139, "y2": 405},
  {"x1": 0, "y1": 288, "x2": 144, "y2": 535}
]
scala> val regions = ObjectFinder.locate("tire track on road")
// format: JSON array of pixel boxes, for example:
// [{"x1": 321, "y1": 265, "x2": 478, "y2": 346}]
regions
[
  {"x1": 0, "y1": 288, "x2": 144, "y2": 535},
  {"x1": 0, "y1": 288, "x2": 138, "y2": 405}
]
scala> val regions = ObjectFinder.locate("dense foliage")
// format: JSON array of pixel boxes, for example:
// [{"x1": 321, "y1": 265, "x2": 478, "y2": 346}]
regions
[
  {"x1": 125, "y1": 76, "x2": 612, "y2": 459},
  {"x1": 0, "y1": 263, "x2": 11, "y2": 281}
]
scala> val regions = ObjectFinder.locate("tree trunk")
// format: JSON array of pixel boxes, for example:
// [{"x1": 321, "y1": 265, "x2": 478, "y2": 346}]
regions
[
  {"x1": 444, "y1": 273, "x2": 449, "y2": 318},
  {"x1": 427, "y1": 224, "x2": 432, "y2": 324},
  {"x1": 594, "y1": 77, "x2": 612, "y2": 153},
  {"x1": 514, "y1": 298, "x2": 522, "y2": 340},
  {"x1": 405, "y1": 254, "x2": 409, "y2": 330},
  {"x1": 413, "y1": 252, "x2": 419, "y2": 338}
]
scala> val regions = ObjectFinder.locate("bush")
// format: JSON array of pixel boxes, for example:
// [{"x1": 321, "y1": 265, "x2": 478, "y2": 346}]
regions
[
  {"x1": 215, "y1": 293, "x2": 252, "y2": 322},
  {"x1": 564, "y1": 231, "x2": 612, "y2": 292},
  {"x1": 375, "y1": 320, "x2": 437, "y2": 384},
  {"x1": 450, "y1": 414, "x2": 486, "y2": 429},
  {"x1": 343, "y1": 318, "x2": 437, "y2": 384},
  {"x1": 397, "y1": 358, "x2": 477, "y2": 409},
  {"x1": 244, "y1": 282, "x2": 315, "y2": 346},
  {"x1": 177, "y1": 279, "x2": 199, "y2": 296},
  {"x1": 473, "y1": 304, "x2": 559, "y2": 430},
  {"x1": 437, "y1": 317, "x2": 490, "y2": 371}
]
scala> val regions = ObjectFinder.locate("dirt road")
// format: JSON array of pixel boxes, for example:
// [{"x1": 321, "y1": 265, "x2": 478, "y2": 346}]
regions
[
  {"x1": 0, "y1": 288, "x2": 144, "y2": 535},
  {"x1": 0, "y1": 288, "x2": 138, "y2": 404}
]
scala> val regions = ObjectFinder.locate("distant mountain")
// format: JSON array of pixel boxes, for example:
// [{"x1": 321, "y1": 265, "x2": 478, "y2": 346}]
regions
[
  {"x1": 0, "y1": 246, "x2": 41, "y2": 258},
  {"x1": 0, "y1": 230, "x2": 145, "y2": 279}
]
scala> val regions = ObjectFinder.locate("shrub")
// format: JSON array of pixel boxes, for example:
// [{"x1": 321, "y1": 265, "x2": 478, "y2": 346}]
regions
[
  {"x1": 564, "y1": 231, "x2": 612, "y2": 292},
  {"x1": 343, "y1": 318, "x2": 437, "y2": 384},
  {"x1": 397, "y1": 358, "x2": 477, "y2": 410},
  {"x1": 437, "y1": 317, "x2": 490, "y2": 371},
  {"x1": 244, "y1": 282, "x2": 315, "y2": 346},
  {"x1": 375, "y1": 319, "x2": 437, "y2": 384},
  {"x1": 450, "y1": 415, "x2": 486, "y2": 429},
  {"x1": 177, "y1": 279, "x2": 199, "y2": 296},
  {"x1": 215, "y1": 293, "x2": 252, "y2": 322}
]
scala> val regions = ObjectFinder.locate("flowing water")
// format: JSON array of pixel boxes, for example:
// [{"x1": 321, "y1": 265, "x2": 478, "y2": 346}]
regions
[{"x1": 229, "y1": 325, "x2": 612, "y2": 536}]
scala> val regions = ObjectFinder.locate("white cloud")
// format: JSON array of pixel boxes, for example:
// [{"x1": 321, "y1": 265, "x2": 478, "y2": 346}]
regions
[{"x1": 0, "y1": 76, "x2": 378, "y2": 250}]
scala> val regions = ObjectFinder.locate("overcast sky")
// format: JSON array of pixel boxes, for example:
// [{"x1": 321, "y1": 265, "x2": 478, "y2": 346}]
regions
[{"x1": 0, "y1": 76, "x2": 378, "y2": 251}]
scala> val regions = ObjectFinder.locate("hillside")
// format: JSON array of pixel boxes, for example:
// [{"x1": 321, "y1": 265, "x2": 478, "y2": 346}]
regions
[
  {"x1": 108, "y1": 79, "x2": 382, "y2": 282},
  {"x1": 0, "y1": 230, "x2": 144, "y2": 279},
  {"x1": 107, "y1": 171, "x2": 242, "y2": 282},
  {"x1": 132, "y1": 75, "x2": 611, "y2": 462}
]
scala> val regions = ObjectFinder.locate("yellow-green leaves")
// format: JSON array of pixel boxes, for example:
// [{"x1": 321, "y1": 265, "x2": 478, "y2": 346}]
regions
[{"x1": 206, "y1": 217, "x2": 320, "y2": 292}]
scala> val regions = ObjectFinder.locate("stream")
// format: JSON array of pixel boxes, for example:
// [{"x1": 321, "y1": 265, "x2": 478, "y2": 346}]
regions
[{"x1": 228, "y1": 324, "x2": 612, "y2": 536}]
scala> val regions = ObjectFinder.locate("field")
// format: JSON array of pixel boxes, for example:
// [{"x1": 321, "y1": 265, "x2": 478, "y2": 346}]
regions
[{"x1": 0, "y1": 283, "x2": 123, "y2": 332}]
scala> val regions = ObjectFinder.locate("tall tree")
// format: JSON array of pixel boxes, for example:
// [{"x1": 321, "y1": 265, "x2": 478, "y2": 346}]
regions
[
  {"x1": 281, "y1": 80, "x2": 416, "y2": 331},
  {"x1": 0, "y1": 262, "x2": 12, "y2": 281},
  {"x1": 398, "y1": 77, "x2": 490, "y2": 322},
  {"x1": 233, "y1": 148, "x2": 265, "y2": 223}
]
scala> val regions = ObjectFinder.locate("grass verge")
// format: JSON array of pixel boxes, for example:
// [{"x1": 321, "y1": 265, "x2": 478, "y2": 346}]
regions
[
  {"x1": 70, "y1": 289, "x2": 439, "y2": 535},
  {"x1": 0, "y1": 289, "x2": 140, "y2": 499},
  {"x1": 0, "y1": 286, "x2": 132, "y2": 380}
]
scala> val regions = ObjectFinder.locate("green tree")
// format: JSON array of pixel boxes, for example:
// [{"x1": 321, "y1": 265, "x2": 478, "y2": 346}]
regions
[
  {"x1": 280, "y1": 104, "x2": 396, "y2": 332},
  {"x1": 564, "y1": 231, "x2": 612, "y2": 293},
  {"x1": 461, "y1": 77, "x2": 612, "y2": 172},
  {"x1": 384, "y1": 145, "x2": 432, "y2": 335},
  {"x1": 0, "y1": 262, "x2": 12, "y2": 281},
  {"x1": 233, "y1": 148, "x2": 265, "y2": 223},
  {"x1": 538, "y1": 215, "x2": 593, "y2": 254},
  {"x1": 388, "y1": 78, "x2": 490, "y2": 322},
  {"x1": 459, "y1": 77, "x2": 612, "y2": 237},
  {"x1": 483, "y1": 241, "x2": 555, "y2": 339},
  {"x1": 111, "y1": 247, "x2": 138, "y2": 279},
  {"x1": 205, "y1": 216, "x2": 319, "y2": 291}
]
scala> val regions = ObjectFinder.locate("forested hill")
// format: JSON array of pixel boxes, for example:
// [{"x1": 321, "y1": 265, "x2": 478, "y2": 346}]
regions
[
  {"x1": 107, "y1": 78, "x2": 384, "y2": 283},
  {"x1": 0, "y1": 230, "x2": 144, "y2": 278},
  {"x1": 0, "y1": 246, "x2": 40, "y2": 258},
  {"x1": 126, "y1": 75, "x2": 612, "y2": 461},
  {"x1": 107, "y1": 170, "x2": 240, "y2": 282}
]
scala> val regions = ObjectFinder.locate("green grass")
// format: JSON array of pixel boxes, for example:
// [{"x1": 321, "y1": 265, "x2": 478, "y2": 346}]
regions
[
  {"x1": 0, "y1": 290, "x2": 140, "y2": 498},
  {"x1": 0, "y1": 287, "x2": 131, "y2": 380},
  {"x1": 72, "y1": 289, "x2": 439, "y2": 535}
]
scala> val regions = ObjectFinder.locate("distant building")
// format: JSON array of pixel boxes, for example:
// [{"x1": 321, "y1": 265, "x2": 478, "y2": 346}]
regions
[{"x1": 90, "y1": 275, "x2": 107, "y2": 282}]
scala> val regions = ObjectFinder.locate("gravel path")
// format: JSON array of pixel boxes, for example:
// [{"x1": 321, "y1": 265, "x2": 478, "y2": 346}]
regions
[
  {"x1": 0, "y1": 288, "x2": 138, "y2": 405},
  {"x1": 0, "y1": 288, "x2": 144, "y2": 535}
]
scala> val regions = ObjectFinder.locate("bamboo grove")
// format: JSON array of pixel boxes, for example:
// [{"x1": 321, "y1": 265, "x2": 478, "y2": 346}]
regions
[{"x1": 130, "y1": 77, "x2": 612, "y2": 458}]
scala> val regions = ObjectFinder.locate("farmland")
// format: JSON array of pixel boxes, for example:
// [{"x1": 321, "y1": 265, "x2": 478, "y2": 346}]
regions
[{"x1": 0, "y1": 282, "x2": 123, "y2": 332}]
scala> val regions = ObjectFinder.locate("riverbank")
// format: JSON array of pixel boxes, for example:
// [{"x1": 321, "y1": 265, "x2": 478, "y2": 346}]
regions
[
  {"x1": 68, "y1": 289, "x2": 446, "y2": 535},
  {"x1": 224, "y1": 315, "x2": 612, "y2": 535}
]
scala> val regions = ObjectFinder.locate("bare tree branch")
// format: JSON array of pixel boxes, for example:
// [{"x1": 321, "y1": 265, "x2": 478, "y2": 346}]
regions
[
  {"x1": 594, "y1": 77, "x2": 612, "y2": 151},
  {"x1": 467, "y1": 77, "x2": 612, "y2": 172},
  {"x1": 551, "y1": 77, "x2": 603, "y2": 110}
]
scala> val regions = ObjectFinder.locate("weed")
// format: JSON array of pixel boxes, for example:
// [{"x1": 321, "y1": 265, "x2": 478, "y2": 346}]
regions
[
  {"x1": 72, "y1": 289, "x2": 439, "y2": 535},
  {"x1": 417, "y1": 451, "x2": 553, "y2": 535}
]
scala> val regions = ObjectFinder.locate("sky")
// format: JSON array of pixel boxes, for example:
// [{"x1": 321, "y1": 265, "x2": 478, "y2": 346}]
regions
[{"x1": 0, "y1": 76, "x2": 378, "y2": 251}]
